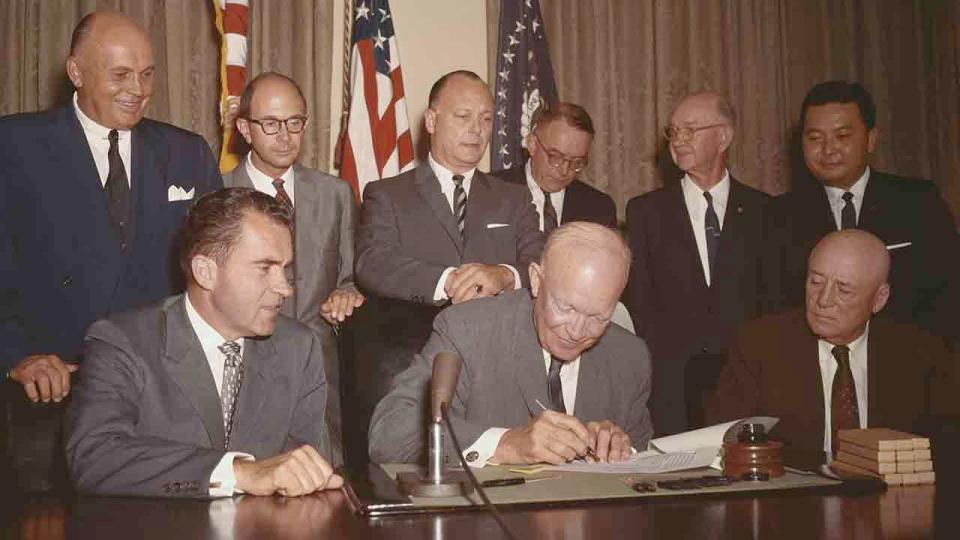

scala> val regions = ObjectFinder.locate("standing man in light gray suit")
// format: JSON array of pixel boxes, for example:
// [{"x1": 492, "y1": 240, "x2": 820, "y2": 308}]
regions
[
  {"x1": 370, "y1": 223, "x2": 653, "y2": 466},
  {"x1": 66, "y1": 188, "x2": 342, "y2": 498},
  {"x1": 225, "y1": 72, "x2": 363, "y2": 464}
]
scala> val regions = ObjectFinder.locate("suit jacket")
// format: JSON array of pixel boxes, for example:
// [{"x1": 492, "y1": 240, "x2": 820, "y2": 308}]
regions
[
  {"x1": 493, "y1": 163, "x2": 618, "y2": 228},
  {"x1": 65, "y1": 295, "x2": 331, "y2": 497},
  {"x1": 773, "y1": 171, "x2": 959, "y2": 338},
  {"x1": 624, "y1": 177, "x2": 773, "y2": 435},
  {"x1": 368, "y1": 290, "x2": 654, "y2": 463},
  {"x1": 0, "y1": 105, "x2": 222, "y2": 373},
  {"x1": 707, "y1": 310, "x2": 960, "y2": 469}
]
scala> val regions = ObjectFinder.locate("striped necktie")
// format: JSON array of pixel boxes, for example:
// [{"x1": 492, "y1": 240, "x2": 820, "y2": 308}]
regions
[{"x1": 452, "y1": 174, "x2": 466, "y2": 243}]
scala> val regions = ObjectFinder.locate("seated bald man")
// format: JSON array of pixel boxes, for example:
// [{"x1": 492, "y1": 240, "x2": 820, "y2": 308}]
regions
[
  {"x1": 369, "y1": 222, "x2": 653, "y2": 466},
  {"x1": 708, "y1": 230, "x2": 960, "y2": 469}
]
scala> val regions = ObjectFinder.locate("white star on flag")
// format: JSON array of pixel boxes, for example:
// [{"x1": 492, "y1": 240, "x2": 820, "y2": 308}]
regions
[
  {"x1": 515, "y1": 21, "x2": 527, "y2": 33},
  {"x1": 497, "y1": 88, "x2": 507, "y2": 100},
  {"x1": 503, "y1": 51, "x2": 515, "y2": 64},
  {"x1": 378, "y1": 8, "x2": 391, "y2": 23},
  {"x1": 499, "y1": 144, "x2": 509, "y2": 156},
  {"x1": 497, "y1": 107, "x2": 506, "y2": 118},
  {"x1": 373, "y1": 29, "x2": 387, "y2": 49},
  {"x1": 355, "y1": 2, "x2": 370, "y2": 20},
  {"x1": 499, "y1": 69, "x2": 510, "y2": 81},
  {"x1": 533, "y1": 19, "x2": 540, "y2": 33}
]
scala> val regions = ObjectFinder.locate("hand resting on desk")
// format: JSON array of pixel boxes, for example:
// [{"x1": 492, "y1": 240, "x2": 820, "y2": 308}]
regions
[{"x1": 234, "y1": 445, "x2": 343, "y2": 497}]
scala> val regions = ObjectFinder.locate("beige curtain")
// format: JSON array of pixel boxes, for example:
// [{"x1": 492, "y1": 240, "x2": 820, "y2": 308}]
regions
[
  {"x1": 0, "y1": 0, "x2": 333, "y2": 171},
  {"x1": 489, "y1": 0, "x2": 960, "y2": 222}
]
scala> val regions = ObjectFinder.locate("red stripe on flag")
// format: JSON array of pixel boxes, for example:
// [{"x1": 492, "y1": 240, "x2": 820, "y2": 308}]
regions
[
  {"x1": 223, "y1": 4, "x2": 249, "y2": 35},
  {"x1": 226, "y1": 65, "x2": 246, "y2": 96}
]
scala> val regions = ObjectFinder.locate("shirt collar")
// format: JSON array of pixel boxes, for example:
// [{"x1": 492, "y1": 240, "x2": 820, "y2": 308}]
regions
[
  {"x1": 244, "y1": 153, "x2": 294, "y2": 186},
  {"x1": 824, "y1": 166, "x2": 870, "y2": 207},
  {"x1": 818, "y1": 322, "x2": 870, "y2": 366},
  {"x1": 429, "y1": 153, "x2": 476, "y2": 185},
  {"x1": 681, "y1": 170, "x2": 731, "y2": 209},
  {"x1": 184, "y1": 292, "x2": 244, "y2": 354},
  {"x1": 73, "y1": 91, "x2": 130, "y2": 140}
]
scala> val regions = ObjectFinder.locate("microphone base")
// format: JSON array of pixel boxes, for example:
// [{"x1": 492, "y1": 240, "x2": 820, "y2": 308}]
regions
[{"x1": 396, "y1": 470, "x2": 475, "y2": 498}]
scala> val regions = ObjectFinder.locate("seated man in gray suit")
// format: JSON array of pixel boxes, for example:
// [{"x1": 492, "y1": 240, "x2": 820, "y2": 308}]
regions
[
  {"x1": 66, "y1": 188, "x2": 342, "y2": 497},
  {"x1": 369, "y1": 222, "x2": 653, "y2": 466},
  {"x1": 225, "y1": 72, "x2": 362, "y2": 465}
]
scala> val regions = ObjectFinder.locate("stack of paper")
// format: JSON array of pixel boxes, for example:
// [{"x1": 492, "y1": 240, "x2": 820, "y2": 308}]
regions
[{"x1": 831, "y1": 428, "x2": 935, "y2": 485}]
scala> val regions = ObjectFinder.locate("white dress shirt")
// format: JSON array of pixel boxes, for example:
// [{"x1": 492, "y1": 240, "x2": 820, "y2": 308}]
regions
[
  {"x1": 184, "y1": 293, "x2": 254, "y2": 497},
  {"x1": 428, "y1": 154, "x2": 521, "y2": 301},
  {"x1": 817, "y1": 325, "x2": 869, "y2": 457},
  {"x1": 823, "y1": 167, "x2": 870, "y2": 230},
  {"x1": 73, "y1": 92, "x2": 131, "y2": 187},
  {"x1": 681, "y1": 171, "x2": 730, "y2": 287},
  {"x1": 524, "y1": 160, "x2": 567, "y2": 231},
  {"x1": 463, "y1": 350, "x2": 582, "y2": 468},
  {"x1": 244, "y1": 153, "x2": 296, "y2": 206}
]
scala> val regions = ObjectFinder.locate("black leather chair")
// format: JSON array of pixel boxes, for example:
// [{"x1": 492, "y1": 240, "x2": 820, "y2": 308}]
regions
[{"x1": 1, "y1": 378, "x2": 71, "y2": 494}]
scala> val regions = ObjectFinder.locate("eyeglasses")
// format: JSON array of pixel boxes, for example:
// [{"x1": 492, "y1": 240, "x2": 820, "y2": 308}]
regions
[
  {"x1": 532, "y1": 132, "x2": 588, "y2": 173},
  {"x1": 663, "y1": 123, "x2": 727, "y2": 142},
  {"x1": 247, "y1": 116, "x2": 308, "y2": 135}
]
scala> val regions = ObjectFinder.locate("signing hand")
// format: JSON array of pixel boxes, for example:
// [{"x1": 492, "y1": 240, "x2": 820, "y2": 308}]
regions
[
  {"x1": 585, "y1": 420, "x2": 632, "y2": 463},
  {"x1": 234, "y1": 445, "x2": 343, "y2": 497},
  {"x1": 444, "y1": 263, "x2": 515, "y2": 304},
  {"x1": 320, "y1": 288, "x2": 365, "y2": 324},
  {"x1": 9, "y1": 355, "x2": 79, "y2": 403},
  {"x1": 493, "y1": 410, "x2": 593, "y2": 465}
]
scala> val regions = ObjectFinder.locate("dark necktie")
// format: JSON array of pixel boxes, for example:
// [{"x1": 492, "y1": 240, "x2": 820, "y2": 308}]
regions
[
  {"x1": 703, "y1": 191, "x2": 721, "y2": 279},
  {"x1": 542, "y1": 189, "x2": 559, "y2": 235},
  {"x1": 218, "y1": 341, "x2": 244, "y2": 450},
  {"x1": 105, "y1": 129, "x2": 131, "y2": 250},
  {"x1": 273, "y1": 177, "x2": 293, "y2": 209},
  {"x1": 547, "y1": 356, "x2": 567, "y2": 414},
  {"x1": 840, "y1": 191, "x2": 856, "y2": 229},
  {"x1": 830, "y1": 344, "x2": 860, "y2": 455},
  {"x1": 452, "y1": 174, "x2": 467, "y2": 243}
]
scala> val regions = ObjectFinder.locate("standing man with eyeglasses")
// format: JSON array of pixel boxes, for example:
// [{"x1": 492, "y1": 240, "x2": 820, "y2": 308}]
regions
[
  {"x1": 492, "y1": 102, "x2": 616, "y2": 232},
  {"x1": 624, "y1": 91, "x2": 773, "y2": 435},
  {"x1": 224, "y1": 72, "x2": 362, "y2": 466}
]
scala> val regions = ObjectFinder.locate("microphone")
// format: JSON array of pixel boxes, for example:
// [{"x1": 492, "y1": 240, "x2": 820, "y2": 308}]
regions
[{"x1": 431, "y1": 352, "x2": 462, "y2": 422}]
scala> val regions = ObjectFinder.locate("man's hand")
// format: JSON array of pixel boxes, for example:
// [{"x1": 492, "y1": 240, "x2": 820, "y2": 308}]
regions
[
  {"x1": 445, "y1": 263, "x2": 515, "y2": 304},
  {"x1": 9, "y1": 355, "x2": 79, "y2": 403},
  {"x1": 234, "y1": 445, "x2": 343, "y2": 497},
  {"x1": 492, "y1": 410, "x2": 592, "y2": 465},
  {"x1": 319, "y1": 288, "x2": 365, "y2": 324},
  {"x1": 585, "y1": 420, "x2": 632, "y2": 463}
]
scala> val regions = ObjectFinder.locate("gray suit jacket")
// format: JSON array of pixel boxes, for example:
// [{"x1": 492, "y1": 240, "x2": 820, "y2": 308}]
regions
[
  {"x1": 355, "y1": 163, "x2": 545, "y2": 304},
  {"x1": 65, "y1": 295, "x2": 330, "y2": 497},
  {"x1": 368, "y1": 290, "x2": 654, "y2": 463}
]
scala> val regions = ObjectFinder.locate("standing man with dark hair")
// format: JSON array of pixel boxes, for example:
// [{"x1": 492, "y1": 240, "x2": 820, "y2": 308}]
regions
[
  {"x1": 224, "y1": 72, "x2": 361, "y2": 465},
  {"x1": 625, "y1": 91, "x2": 772, "y2": 435},
  {"x1": 775, "y1": 81, "x2": 958, "y2": 338},
  {"x1": 67, "y1": 188, "x2": 341, "y2": 497},
  {"x1": 0, "y1": 11, "x2": 222, "y2": 402},
  {"x1": 493, "y1": 102, "x2": 616, "y2": 231}
]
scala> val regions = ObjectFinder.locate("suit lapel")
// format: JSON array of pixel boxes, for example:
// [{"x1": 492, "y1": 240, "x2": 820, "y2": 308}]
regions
[
  {"x1": 130, "y1": 123, "x2": 167, "y2": 255},
  {"x1": 224, "y1": 161, "x2": 256, "y2": 189},
  {"x1": 857, "y1": 173, "x2": 884, "y2": 233},
  {"x1": 865, "y1": 321, "x2": 882, "y2": 425},
  {"x1": 163, "y1": 297, "x2": 226, "y2": 449},
  {"x1": 713, "y1": 179, "x2": 748, "y2": 287},
  {"x1": 464, "y1": 173, "x2": 495, "y2": 249},
  {"x1": 666, "y1": 182, "x2": 709, "y2": 289},
  {"x1": 230, "y1": 335, "x2": 278, "y2": 450},
  {"x1": 512, "y1": 299, "x2": 550, "y2": 416},
  {"x1": 414, "y1": 164, "x2": 463, "y2": 254},
  {"x1": 573, "y1": 345, "x2": 610, "y2": 420},
  {"x1": 796, "y1": 318, "x2": 826, "y2": 443},
  {"x1": 292, "y1": 164, "x2": 324, "y2": 319}
]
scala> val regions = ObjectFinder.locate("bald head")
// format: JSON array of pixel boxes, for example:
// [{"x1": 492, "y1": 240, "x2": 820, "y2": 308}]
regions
[
  {"x1": 805, "y1": 230, "x2": 891, "y2": 345},
  {"x1": 541, "y1": 222, "x2": 631, "y2": 292}
]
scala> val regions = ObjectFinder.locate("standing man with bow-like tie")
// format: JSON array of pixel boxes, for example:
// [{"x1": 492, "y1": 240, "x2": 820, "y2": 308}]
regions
[
  {"x1": 625, "y1": 91, "x2": 773, "y2": 435},
  {"x1": 224, "y1": 72, "x2": 363, "y2": 466}
]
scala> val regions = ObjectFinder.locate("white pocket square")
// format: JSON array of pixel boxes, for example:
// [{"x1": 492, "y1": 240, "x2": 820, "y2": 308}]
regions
[
  {"x1": 167, "y1": 185, "x2": 195, "y2": 202},
  {"x1": 886, "y1": 242, "x2": 912, "y2": 251},
  {"x1": 486, "y1": 223, "x2": 510, "y2": 229}
]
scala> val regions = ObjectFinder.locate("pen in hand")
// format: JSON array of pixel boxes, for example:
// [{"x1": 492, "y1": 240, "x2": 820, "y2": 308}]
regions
[{"x1": 534, "y1": 398, "x2": 600, "y2": 462}]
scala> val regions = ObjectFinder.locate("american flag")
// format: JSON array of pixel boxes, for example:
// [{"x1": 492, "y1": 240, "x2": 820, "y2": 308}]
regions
[
  {"x1": 339, "y1": 0, "x2": 415, "y2": 201},
  {"x1": 213, "y1": 0, "x2": 249, "y2": 173},
  {"x1": 492, "y1": 0, "x2": 558, "y2": 171}
]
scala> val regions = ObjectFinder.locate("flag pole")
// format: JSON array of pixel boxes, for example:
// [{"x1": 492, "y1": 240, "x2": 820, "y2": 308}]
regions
[{"x1": 334, "y1": 0, "x2": 354, "y2": 171}]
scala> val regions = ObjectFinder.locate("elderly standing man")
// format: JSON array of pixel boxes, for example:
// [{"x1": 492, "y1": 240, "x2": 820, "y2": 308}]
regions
[
  {"x1": 369, "y1": 222, "x2": 653, "y2": 466},
  {"x1": 709, "y1": 230, "x2": 959, "y2": 469},
  {"x1": 0, "y1": 10, "x2": 222, "y2": 402},
  {"x1": 625, "y1": 91, "x2": 772, "y2": 435}
]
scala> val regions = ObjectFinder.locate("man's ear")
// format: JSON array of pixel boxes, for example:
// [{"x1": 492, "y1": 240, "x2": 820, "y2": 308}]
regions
[
  {"x1": 719, "y1": 126, "x2": 734, "y2": 153},
  {"x1": 66, "y1": 56, "x2": 83, "y2": 88},
  {"x1": 871, "y1": 282, "x2": 890, "y2": 314},
  {"x1": 424, "y1": 108, "x2": 437, "y2": 135},
  {"x1": 528, "y1": 262, "x2": 543, "y2": 297},
  {"x1": 236, "y1": 118, "x2": 253, "y2": 144},
  {"x1": 191, "y1": 255, "x2": 218, "y2": 292}
]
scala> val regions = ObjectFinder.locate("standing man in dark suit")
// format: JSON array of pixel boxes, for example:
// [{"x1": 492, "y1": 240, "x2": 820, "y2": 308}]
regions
[
  {"x1": 709, "y1": 230, "x2": 959, "y2": 470},
  {"x1": 224, "y1": 72, "x2": 362, "y2": 465},
  {"x1": 0, "y1": 11, "x2": 222, "y2": 402},
  {"x1": 625, "y1": 91, "x2": 772, "y2": 435},
  {"x1": 774, "y1": 81, "x2": 958, "y2": 338},
  {"x1": 492, "y1": 102, "x2": 617, "y2": 231},
  {"x1": 67, "y1": 188, "x2": 342, "y2": 497}
]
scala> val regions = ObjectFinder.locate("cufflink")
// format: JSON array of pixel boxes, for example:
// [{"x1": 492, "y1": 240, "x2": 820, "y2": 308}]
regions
[{"x1": 466, "y1": 451, "x2": 479, "y2": 462}]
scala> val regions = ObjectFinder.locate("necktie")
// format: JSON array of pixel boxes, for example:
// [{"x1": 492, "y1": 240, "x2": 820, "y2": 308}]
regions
[
  {"x1": 840, "y1": 191, "x2": 856, "y2": 229},
  {"x1": 452, "y1": 174, "x2": 467, "y2": 243},
  {"x1": 542, "y1": 189, "x2": 559, "y2": 235},
  {"x1": 703, "y1": 191, "x2": 721, "y2": 280},
  {"x1": 830, "y1": 345, "x2": 860, "y2": 455},
  {"x1": 218, "y1": 341, "x2": 244, "y2": 450},
  {"x1": 547, "y1": 356, "x2": 567, "y2": 414},
  {"x1": 105, "y1": 129, "x2": 131, "y2": 250},
  {"x1": 273, "y1": 177, "x2": 293, "y2": 209}
]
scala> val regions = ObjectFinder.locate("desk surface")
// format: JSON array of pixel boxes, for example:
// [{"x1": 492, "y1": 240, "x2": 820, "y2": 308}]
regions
[{"x1": 4, "y1": 481, "x2": 955, "y2": 539}]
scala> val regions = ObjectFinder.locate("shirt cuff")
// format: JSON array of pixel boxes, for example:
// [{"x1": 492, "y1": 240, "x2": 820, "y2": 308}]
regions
[
  {"x1": 209, "y1": 452, "x2": 255, "y2": 497},
  {"x1": 463, "y1": 427, "x2": 509, "y2": 468},
  {"x1": 433, "y1": 267, "x2": 458, "y2": 302},
  {"x1": 498, "y1": 264, "x2": 521, "y2": 290}
]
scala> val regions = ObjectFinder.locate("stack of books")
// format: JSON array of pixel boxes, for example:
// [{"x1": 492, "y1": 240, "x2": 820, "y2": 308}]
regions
[{"x1": 831, "y1": 428, "x2": 935, "y2": 485}]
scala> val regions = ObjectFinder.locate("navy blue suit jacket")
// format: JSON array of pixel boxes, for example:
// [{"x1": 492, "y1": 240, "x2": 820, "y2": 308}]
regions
[{"x1": 0, "y1": 105, "x2": 222, "y2": 372}]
